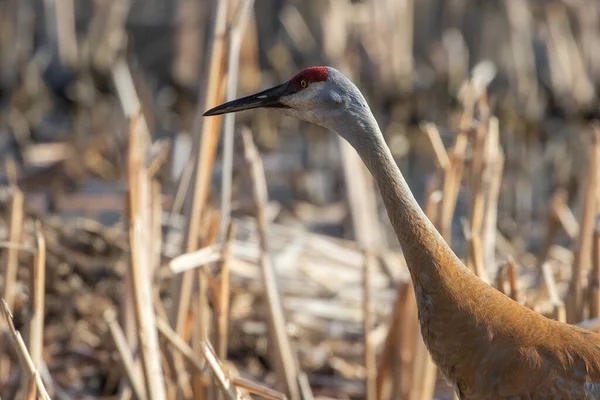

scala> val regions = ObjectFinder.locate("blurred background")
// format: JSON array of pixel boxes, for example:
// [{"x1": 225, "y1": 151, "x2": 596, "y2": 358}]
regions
[{"x1": 1, "y1": 0, "x2": 600, "y2": 399}]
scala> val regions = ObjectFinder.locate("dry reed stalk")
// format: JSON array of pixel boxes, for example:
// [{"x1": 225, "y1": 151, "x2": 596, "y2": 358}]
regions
[
  {"x1": 467, "y1": 100, "x2": 494, "y2": 283},
  {"x1": 506, "y1": 258, "x2": 520, "y2": 302},
  {"x1": 126, "y1": 113, "x2": 167, "y2": 400},
  {"x1": 241, "y1": 128, "x2": 301, "y2": 400},
  {"x1": 216, "y1": 222, "x2": 236, "y2": 361},
  {"x1": 544, "y1": 3, "x2": 595, "y2": 110},
  {"x1": 482, "y1": 119, "x2": 503, "y2": 275},
  {"x1": 104, "y1": 310, "x2": 148, "y2": 400},
  {"x1": 437, "y1": 74, "x2": 479, "y2": 243},
  {"x1": 422, "y1": 123, "x2": 451, "y2": 171},
  {"x1": 552, "y1": 193, "x2": 580, "y2": 241},
  {"x1": 397, "y1": 286, "x2": 419, "y2": 399},
  {"x1": 542, "y1": 262, "x2": 567, "y2": 323},
  {"x1": 424, "y1": 184, "x2": 443, "y2": 230},
  {"x1": 495, "y1": 259, "x2": 520, "y2": 302},
  {"x1": 170, "y1": 0, "x2": 229, "y2": 338},
  {"x1": 192, "y1": 211, "x2": 220, "y2": 399},
  {"x1": 112, "y1": 59, "x2": 151, "y2": 140},
  {"x1": 504, "y1": 0, "x2": 539, "y2": 116},
  {"x1": 152, "y1": 292, "x2": 193, "y2": 399},
  {"x1": 406, "y1": 189, "x2": 440, "y2": 400},
  {"x1": 1, "y1": 300, "x2": 51, "y2": 400},
  {"x1": 151, "y1": 181, "x2": 162, "y2": 277},
  {"x1": 2, "y1": 186, "x2": 24, "y2": 311},
  {"x1": 393, "y1": 0, "x2": 414, "y2": 92},
  {"x1": 568, "y1": 128, "x2": 600, "y2": 323},
  {"x1": 574, "y1": 1, "x2": 600, "y2": 83},
  {"x1": 172, "y1": 0, "x2": 204, "y2": 87},
  {"x1": 220, "y1": 0, "x2": 256, "y2": 240},
  {"x1": 112, "y1": 59, "x2": 148, "y2": 360},
  {"x1": 468, "y1": 221, "x2": 487, "y2": 280},
  {"x1": 279, "y1": 5, "x2": 317, "y2": 55},
  {"x1": 589, "y1": 217, "x2": 600, "y2": 318},
  {"x1": 191, "y1": 290, "x2": 208, "y2": 399},
  {"x1": 55, "y1": 0, "x2": 78, "y2": 66},
  {"x1": 363, "y1": 251, "x2": 376, "y2": 400},
  {"x1": 469, "y1": 98, "x2": 488, "y2": 201},
  {"x1": 232, "y1": 377, "x2": 287, "y2": 400},
  {"x1": 296, "y1": 373, "x2": 314, "y2": 400},
  {"x1": 408, "y1": 333, "x2": 436, "y2": 400},
  {"x1": 339, "y1": 137, "x2": 385, "y2": 250},
  {"x1": 0, "y1": 185, "x2": 24, "y2": 382},
  {"x1": 147, "y1": 140, "x2": 171, "y2": 180},
  {"x1": 87, "y1": 0, "x2": 131, "y2": 71},
  {"x1": 169, "y1": 245, "x2": 222, "y2": 275},
  {"x1": 26, "y1": 221, "x2": 46, "y2": 397},
  {"x1": 155, "y1": 318, "x2": 242, "y2": 400},
  {"x1": 496, "y1": 263, "x2": 508, "y2": 296},
  {"x1": 376, "y1": 283, "x2": 409, "y2": 400},
  {"x1": 539, "y1": 190, "x2": 568, "y2": 274},
  {"x1": 440, "y1": 146, "x2": 465, "y2": 243}
]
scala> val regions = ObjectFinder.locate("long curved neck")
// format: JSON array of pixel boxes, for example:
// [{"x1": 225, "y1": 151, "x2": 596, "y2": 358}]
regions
[{"x1": 332, "y1": 111, "x2": 468, "y2": 280}]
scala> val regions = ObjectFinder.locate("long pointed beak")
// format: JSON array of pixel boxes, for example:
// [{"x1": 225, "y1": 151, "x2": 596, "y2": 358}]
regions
[{"x1": 203, "y1": 82, "x2": 290, "y2": 116}]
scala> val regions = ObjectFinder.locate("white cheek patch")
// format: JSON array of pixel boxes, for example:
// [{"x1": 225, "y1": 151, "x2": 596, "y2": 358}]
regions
[
  {"x1": 329, "y1": 91, "x2": 343, "y2": 104},
  {"x1": 281, "y1": 82, "x2": 328, "y2": 109}
]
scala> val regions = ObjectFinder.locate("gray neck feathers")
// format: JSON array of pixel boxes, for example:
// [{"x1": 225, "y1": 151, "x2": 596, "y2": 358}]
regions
[{"x1": 327, "y1": 105, "x2": 455, "y2": 272}]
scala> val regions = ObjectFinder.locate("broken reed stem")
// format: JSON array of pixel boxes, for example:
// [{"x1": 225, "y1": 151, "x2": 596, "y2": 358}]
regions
[
  {"x1": 104, "y1": 310, "x2": 148, "y2": 400},
  {"x1": 552, "y1": 189, "x2": 580, "y2": 240},
  {"x1": 169, "y1": 245, "x2": 222, "y2": 275},
  {"x1": 362, "y1": 251, "x2": 376, "y2": 400},
  {"x1": 220, "y1": 0, "x2": 256, "y2": 240},
  {"x1": 421, "y1": 123, "x2": 450, "y2": 171},
  {"x1": 232, "y1": 377, "x2": 287, "y2": 400},
  {"x1": 1, "y1": 300, "x2": 51, "y2": 400},
  {"x1": 496, "y1": 259, "x2": 520, "y2": 301},
  {"x1": 217, "y1": 222, "x2": 236, "y2": 361},
  {"x1": 568, "y1": 128, "x2": 600, "y2": 323},
  {"x1": 155, "y1": 318, "x2": 241, "y2": 400},
  {"x1": 126, "y1": 113, "x2": 167, "y2": 400},
  {"x1": 241, "y1": 128, "x2": 301, "y2": 400}
]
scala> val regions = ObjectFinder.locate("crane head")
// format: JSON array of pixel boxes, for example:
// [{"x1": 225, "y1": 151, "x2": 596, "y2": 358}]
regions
[{"x1": 203, "y1": 66, "x2": 366, "y2": 129}]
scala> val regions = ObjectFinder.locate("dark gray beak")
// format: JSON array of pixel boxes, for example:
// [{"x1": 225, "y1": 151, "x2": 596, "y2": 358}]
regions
[{"x1": 203, "y1": 82, "x2": 290, "y2": 116}]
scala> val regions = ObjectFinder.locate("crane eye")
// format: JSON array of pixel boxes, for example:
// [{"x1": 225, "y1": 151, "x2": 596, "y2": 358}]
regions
[{"x1": 300, "y1": 79, "x2": 308, "y2": 88}]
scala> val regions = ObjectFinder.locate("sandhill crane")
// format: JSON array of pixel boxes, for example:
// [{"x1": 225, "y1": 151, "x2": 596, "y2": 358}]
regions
[{"x1": 204, "y1": 66, "x2": 600, "y2": 399}]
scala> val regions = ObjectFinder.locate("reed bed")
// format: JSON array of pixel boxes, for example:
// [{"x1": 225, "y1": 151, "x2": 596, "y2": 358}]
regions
[{"x1": 2, "y1": 0, "x2": 600, "y2": 399}]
